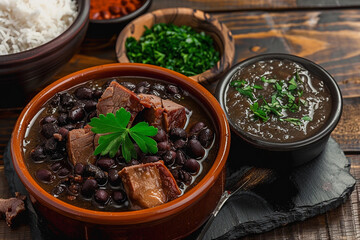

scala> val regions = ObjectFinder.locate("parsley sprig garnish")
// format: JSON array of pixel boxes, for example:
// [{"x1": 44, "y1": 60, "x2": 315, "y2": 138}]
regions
[
  {"x1": 89, "y1": 108, "x2": 158, "y2": 162},
  {"x1": 231, "y1": 72, "x2": 312, "y2": 125}
]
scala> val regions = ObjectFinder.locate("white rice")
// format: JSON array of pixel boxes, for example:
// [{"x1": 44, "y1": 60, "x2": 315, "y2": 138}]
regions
[{"x1": 0, "y1": 0, "x2": 78, "y2": 55}]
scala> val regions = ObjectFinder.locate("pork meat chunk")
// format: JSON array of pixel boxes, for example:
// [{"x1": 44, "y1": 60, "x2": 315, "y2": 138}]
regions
[
  {"x1": 138, "y1": 94, "x2": 164, "y2": 128},
  {"x1": 97, "y1": 81, "x2": 144, "y2": 123},
  {"x1": 67, "y1": 126, "x2": 96, "y2": 166},
  {"x1": 119, "y1": 161, "x2": 181, "y2": 209},
  {"x1": 162, "y1": 99, "x2": 187, "y2": 131}
]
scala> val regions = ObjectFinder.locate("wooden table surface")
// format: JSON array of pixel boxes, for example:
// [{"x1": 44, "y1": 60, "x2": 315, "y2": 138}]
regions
[{"x1": 2, "y1": 0, "x2": 360, "y2": 239}]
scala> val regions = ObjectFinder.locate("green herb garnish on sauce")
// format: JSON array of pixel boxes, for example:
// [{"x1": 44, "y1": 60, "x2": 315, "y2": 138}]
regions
[
  {"x1": 230, "y1": 72, "x2": 312, "y2": 125},
  {"x1": 89, "y1": 108, "x2": 158, "y2": 162},
  {"x1": 125, "y1": 23, "x2": 220, "y2": 76}
]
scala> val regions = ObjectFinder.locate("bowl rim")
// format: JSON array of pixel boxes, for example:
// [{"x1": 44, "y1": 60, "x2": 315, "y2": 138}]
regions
[
  {"x1": 215, "y1": 53, "x2": 343, "y2": 151},
  {"x1": 89, "y1": 0, "x2": 152, "y2": 24},
  {"x1": 11, "y1": 63, "x2": 230, "y2": 225},
  {"x1": 0, "y1": 0, "x2": 89, "y2": 64},
  {"x1": 115, "y1": 7, "x2": 235, "y2": 83}
]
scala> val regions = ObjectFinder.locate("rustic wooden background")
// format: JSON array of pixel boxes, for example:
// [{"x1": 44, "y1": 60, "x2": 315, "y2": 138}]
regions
[{"x1": 1, "y1": 0, "x2": 360, "y2": 239}]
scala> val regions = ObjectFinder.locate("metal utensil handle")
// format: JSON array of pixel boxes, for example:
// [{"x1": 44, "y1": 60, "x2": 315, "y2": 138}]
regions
[{"x1": 196, "y1": 191, "x2": 231, "y2": 240}]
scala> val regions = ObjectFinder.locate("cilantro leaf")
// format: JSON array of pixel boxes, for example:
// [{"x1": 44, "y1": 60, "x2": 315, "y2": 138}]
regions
[{"x1": 89, "y1": 108, "x2": 158, "y2": 162}]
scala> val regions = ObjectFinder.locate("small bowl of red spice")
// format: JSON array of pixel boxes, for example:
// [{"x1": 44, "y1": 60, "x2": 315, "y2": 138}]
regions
[{"x1": 87, "y1": 0, "x2": 152, "y2": 38}]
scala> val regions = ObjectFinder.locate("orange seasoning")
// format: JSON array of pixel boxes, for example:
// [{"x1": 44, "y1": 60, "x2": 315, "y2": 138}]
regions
[{"x1": 90, "y1": 0, "x2": 144, "y2": 20}]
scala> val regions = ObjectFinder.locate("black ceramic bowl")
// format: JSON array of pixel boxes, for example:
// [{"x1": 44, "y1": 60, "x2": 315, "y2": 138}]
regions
[
  {"x1": 86, "y1": 0, "x2": 152, "y2": 38},
  {"x1": 0, "y1": 0, "x2": 89, "y2": 108},
  {"x1": 216, "y1": 54, "x2": 343, "y2": 167}
]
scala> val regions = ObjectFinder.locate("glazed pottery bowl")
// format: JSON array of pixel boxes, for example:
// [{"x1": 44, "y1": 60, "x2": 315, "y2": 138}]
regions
[
  {"x1": 216, "y1": 53, "x2": 342, "y2": 167},
  {"x1": 11, "y1": 63, "x2": 230, "y2": 239},
  {"x1": 87, "y1": 0, "x2": 152, "y2": 38},
  {"x1": 116, "y1": 8, "x2": 235, "y2": 83},
  {"x1": 0, "y1": 0, "x2": 89, "y2": 108}
]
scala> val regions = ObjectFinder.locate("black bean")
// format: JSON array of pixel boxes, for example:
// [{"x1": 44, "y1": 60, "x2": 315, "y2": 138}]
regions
[
  {"x1": 112, "y1": 190, "x2": 127, "y2": 204},
  {"x1": 128, "y1": 159, "x2": 140, "y2": 166},
  {"x1": 179, "y1": 170, "x2": 192, "y2": 184},
  {"x1": 170, "y1": 128, "x2": 186, "y2": 140},
  {"x1": 44, "y1": 138, "x2": 57, "y2": 154},
  {"x1": 75, "y1": 87, "x2": 93, "y2": 99},
  {"x1": 41, "y1": 123, "x2": 59, "y2": 138},
  {"x1": 40, "y1": 116, "x2": 57, "y2": 125},
  {"x1": 95, "y1": 190, "x2": 109, "y2": 205},
  {"x1": 133, "y1": 144, "x2": 145, "y2": 160},
  {"x1": 153, "y1": 129, "x2": 167, "y2": 142},
  {"x1": 174, "y1": 139, "x2": 186, "y2": 149},
  {"x1": 69, "y1": 107, "x2": 85, "y2": 122},
  {"x1": 52, "y1": 184, "x2": 66, "y2": 197},
  {"x1": 184, "y1": 159, "x2": 200, "y2": 174},
  {"x1": 163, "y1": 151, "x2": 176, "y2": 166},
  {"x1": 166, "y1": 84, "x2": 179, "y2": 94},
  {"x1": 173, "y1": 93, "x2": 181, "y2": 100},
  {"x1": 176, "y1": 150, "x2": 187, "y2": 165},
  {"x1": 58, "y1": 168, "x2": 70, "y2": 177},
  {"x1": 51, "y1": 152, "x2": 64, "y2": 160},
  {"x1": 87, "y1": 111, "x2": 97, "y2": 122},
  {"x1": 50, "y1": 162, "x2": 62, "y2": 172},
  {"x1": 151, "y1": 83, "x2": 165, "y2": 93},
  {"x1": 190, "y1": 122, "x2": 205, "y2": 135},
  {"x1": 137, "y1": 81, "x2": 150, "y2": 88},
  {"x1": 136, "y1": 85, "x2": 149, "y2": 94},
  {"x1": 93, "y1": 89, "x2": 103, "y2": 99},
  {"x1": 108, "y1": 169, "x2": 120, "y2": 186},
  {"x1": 148, "y1": 90, "x2": 161, "y2": 97},
  {"x1": 81, "y1": 179, "x2": 98, "y2": 198},
  {"x1": 97, "y1": 158, "x2": 115, "y2": 171},
  {"x1": 84, "y1": 164, "x2": 107, "y2": 185},
  {"x1": 63, "y1": 124, "x2": 76, "y2": 131},
  {"x1": 30, "y1": 145, "x2": 46, "y2": 162},
  {"x1": 187, "y1": 139, "x2": 205, "y2": 159},
  {"x1": 120, "y1": 82, "x2": 136, "y2": 91},
  {"x1": 74, "y1": 163, "x2": 85, "y2": 175},
  {"x1": 36, "y1": 169, "x2": 53, "y2": 182},
  {"x1": 171, "y1": 169, "x2": 179, "y2": 180},
  {"x1": 75, "y1": 121, "x2": 85, "y2": 129},
  {"x1": 198, "y1": 128, "x2": 214, "y2": 148},
  {"x1": 157, "y1": 141, "x2": 170, "y2": 152},
  {"x1": 50, "y1": 93, "x2": 60, "y2": 107},
  {"x1": 144, "y1": 155, "x2": 160, "y2": 163},
  {"x1": 68, "y1": 183, "x2": 81, "y2": 195},
  {"x1": 83, "y1": 100, "x2": 97, "y2": 112},
  {"x1": 57, "y1": 113, "x2": 68, "y2": 126},
  {"x1": 60, "y1": 93, "x2": 75, "y2": 108}
]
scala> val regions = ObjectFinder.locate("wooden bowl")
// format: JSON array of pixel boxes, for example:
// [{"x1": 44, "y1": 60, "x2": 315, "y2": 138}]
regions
[
  {"x1": 0, "y1": 0, "x2": 89, "y2": 108},
  {"x1": 11, "y1": 63, "x2": 231, "y2": 239},
  {"x1": 116, "y1": 8, "x2": 235, "y2": 83}
]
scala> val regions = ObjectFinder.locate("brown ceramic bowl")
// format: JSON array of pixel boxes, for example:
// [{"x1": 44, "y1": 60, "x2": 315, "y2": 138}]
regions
[
  {"x1": 0, "y1": 0, "x2": 89, "y2": 108},
  {"x1": 116, "y1": 8, "x2": 235, "y2": 83},
  {"x1": 11, "y1": 63, "x2": 230, "y2": 239},
  {"x1": 87, "y1": 0, "x2": 152, "y2": 38}
]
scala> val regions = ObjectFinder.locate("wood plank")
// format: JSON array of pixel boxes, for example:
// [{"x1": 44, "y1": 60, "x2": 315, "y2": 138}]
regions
[{"x1": 149, "y1": 0, "x2": 360, "y2": 12}]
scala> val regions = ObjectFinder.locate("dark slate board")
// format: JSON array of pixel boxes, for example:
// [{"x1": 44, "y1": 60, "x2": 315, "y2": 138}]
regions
[
  {"x1": 199, "y1": 137, "x2": 356, "y2": 240},
  {"x1": 4, "y1": 138, "x2": 356, "y2": 240}
]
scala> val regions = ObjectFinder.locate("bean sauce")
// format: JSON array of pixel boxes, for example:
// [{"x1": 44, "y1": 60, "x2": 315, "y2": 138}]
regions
[
  {"x1": 90, "y1": 0, "x2": 144, "y2": 20},
  {"x1": 225, "y1": 59, "x2": 332, "y2": 143}
]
